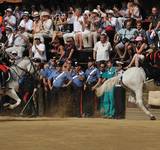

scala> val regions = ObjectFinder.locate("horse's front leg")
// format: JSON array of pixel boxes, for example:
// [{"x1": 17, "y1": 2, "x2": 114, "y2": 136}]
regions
[
  {"x1": 5, "y1": 89, "x2": 21, "y2": 109},
  {"x1": 135, "y1": 87, "x2": 156, "y2": 120}
]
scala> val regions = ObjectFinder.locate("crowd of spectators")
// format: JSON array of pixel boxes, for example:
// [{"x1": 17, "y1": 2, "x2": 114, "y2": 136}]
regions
[{"x1": 0, "y1": 1, "x2": 160, "y2": 118}]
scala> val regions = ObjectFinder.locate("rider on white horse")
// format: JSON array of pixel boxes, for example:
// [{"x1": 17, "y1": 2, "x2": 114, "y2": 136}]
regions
[{"x1": 0, "y1": 62, "x2": 10, "y2": 89}]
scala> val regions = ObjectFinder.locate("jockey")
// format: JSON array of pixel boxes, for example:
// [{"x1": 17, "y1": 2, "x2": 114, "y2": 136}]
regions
[{"x1": 0, "y1": 62, "x2": 10, "y2": 88}]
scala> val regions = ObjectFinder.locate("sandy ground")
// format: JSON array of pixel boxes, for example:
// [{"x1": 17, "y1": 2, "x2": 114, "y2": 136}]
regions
[{"x1": 0, "y1": 108, "x2": 160, "y2": 150}]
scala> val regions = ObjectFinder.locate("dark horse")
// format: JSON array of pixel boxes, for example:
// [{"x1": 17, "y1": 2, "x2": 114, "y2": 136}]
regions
[{"x1": 142, "y1": 50, "x2": 160, "y2": 84}]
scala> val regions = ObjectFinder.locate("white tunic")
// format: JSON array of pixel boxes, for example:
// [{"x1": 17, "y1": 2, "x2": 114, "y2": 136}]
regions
[
  {"x1": 19, "y1": 19, "x2": 33, "y2": 32},
  {"x1": 73, "y1": 16, "x2": 83, "y2": 32},
  {"x1": 32, "y1": 43, "x2": 46, "y2": 61},
  {"x1": 4, "y1": 15, "x2": 16, "y2": 28},
  {"x1": 94, "y1": 41, "x2": 112, "y2": 62}
]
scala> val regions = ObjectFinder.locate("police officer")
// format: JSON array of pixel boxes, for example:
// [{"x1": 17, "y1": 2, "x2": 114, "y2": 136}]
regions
[
  {"x1": 48, "y1": 63, "x2": 72, "y2": 115},
  {"x1": 84, "y1": 58, "x2": 100, "y2": 117},
  {"x1": 71, "y1": 62, "x2": 85, "y2": 117},
  {"x1": 40, "y1": 58, "x2": 57, "y2": 90}
]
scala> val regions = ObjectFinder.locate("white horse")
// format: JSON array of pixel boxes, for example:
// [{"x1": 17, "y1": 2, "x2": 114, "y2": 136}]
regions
[
  {"x1": 96, "y1": 67, "x2": 156, "y2": 120},
  {"x1": 0, "y1": 57, "x2": 36, "y2": 109}
]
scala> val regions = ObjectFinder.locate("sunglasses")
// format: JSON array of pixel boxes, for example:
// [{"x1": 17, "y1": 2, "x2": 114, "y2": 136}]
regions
[
  {"x1": 35, "y1": 38, "x2": 40, "y2": 40},
  {"x1": 66, "y1": 40, "x2": 72, "y2": 43}
]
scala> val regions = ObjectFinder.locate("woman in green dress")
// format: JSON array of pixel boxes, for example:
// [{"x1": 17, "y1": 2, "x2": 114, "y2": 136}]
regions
[
  {"x1": 92, "y1": 62, "x2": 106, "y2": 115},
  {"x1": 101, "y1": 60, "x2": 117, "y2": 118}
]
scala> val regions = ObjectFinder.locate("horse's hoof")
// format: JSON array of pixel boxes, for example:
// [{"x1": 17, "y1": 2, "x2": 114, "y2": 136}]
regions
[
  {"x1": 8, "y1": 105, "x2": 14, "y2": 109},
  {"x1": 3, "y1": 103, "x2": 10, "y2": 108},
  {"x1": 150, "y1": 116, "x2": 156, "y2": 120}
]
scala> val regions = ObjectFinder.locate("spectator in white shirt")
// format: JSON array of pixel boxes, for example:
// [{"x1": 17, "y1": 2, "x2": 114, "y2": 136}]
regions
[
  {"x1": 74, "y1": 8, "x2": 84, "y2": 50},
  {"x1": 82, "y1": 10, "x2": 91, "y2": 48},
  {"x1": 32, "y1": 35, "x2": 46, "y2": 61},
  {"x1": 5, "y1": 25, "x2": 29, "y2": 57},
  {"x1": 93, "y1": 33, "x2": 112, "y2": 64},
  {"x1": 4, "y1": 8, "x2": 16, "y2": 29},
  {"x1": 63, "y1": 8, "x2": 83, "y2": 45},
  {"x1": 19, "y1": 11, "x2": 33, "y2": 33},
  {"x1": 89, "y1": 9, "x2": 100, "y2": 48},
  {"x1": 40, "y1": 11, "x2": 53, "y2": 38}
]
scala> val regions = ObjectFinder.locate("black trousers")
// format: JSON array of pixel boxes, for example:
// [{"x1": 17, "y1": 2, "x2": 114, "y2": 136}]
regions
[
  {"x1": 72, "y1": 86, "x2": 83, "y2": 117},
  {"x1": 83, "y1": 82, "x2": 96, "y2": 117},
  {"x1": 114, "y1": 86, "x2": 126, "y2": 118},
  {"x1": 47, "y1": 87, "x2": 62, "y2": 115},
  {"x1": 0, "y1": 71, "x2": 8, "y2": 87}
]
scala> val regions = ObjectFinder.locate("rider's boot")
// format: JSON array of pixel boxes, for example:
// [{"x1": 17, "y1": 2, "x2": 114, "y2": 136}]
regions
[{"x1": 1, "y1": 72, "x2": 7, "y2": 88}]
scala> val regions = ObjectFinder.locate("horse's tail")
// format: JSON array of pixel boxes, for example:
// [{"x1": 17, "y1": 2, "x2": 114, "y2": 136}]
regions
[{"x1": 96, "y1": 75, "x2": 121, "y2": 97}]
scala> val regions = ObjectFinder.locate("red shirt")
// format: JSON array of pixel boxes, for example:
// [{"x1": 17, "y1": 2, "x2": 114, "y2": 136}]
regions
[{"x1": 0, "y1": 64, "x2": 9, "y2": 72}]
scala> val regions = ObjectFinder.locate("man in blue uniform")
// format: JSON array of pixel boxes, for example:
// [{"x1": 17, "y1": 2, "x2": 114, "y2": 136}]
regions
[
  {"x1": 40, "y1": 58, "x2": 57, "y2": 115},
  {"x1": 48, "y1": 63, "x2": 72, "y2": 115},
  {"x1": 84, "y1": 58, "x2": 100, "y2": 117},
  {"x1": 71, "y1": 62, "x2": 85, "y2": 117}
]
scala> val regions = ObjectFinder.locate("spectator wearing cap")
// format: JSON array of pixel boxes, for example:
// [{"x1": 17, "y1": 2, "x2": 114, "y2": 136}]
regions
[
  {"x1": 5, "y1": 25, "x2": 14, "y2": 47},
  {"x1": 32, "y1": 12, "x2": 43, "y2": 35},
  {"x1": 40, "y1": 11, "x2": 53, "y2": 38},
  {"x1": 32, "y1": 35, "x2": 46, "y2": 62},
  {"x1": 63, "y1": 8, "x2": 83, "y2": 48},
  {"x1": 88, "y1": 9, "x2": 100, "y2": 47},
  {"x1": 5, "y1": 25, "x2": 29, "y2": 57},
  {"x1": 71, "y1": 62, "x2": 85, "y2": 117},
  {"x1": 82, "y1": 10, "x2": 92, "y2": 48},
  {"x1": 125, "y1": 36, "x2": 147, "y2": 68},
  {"x1": 114, "y1": 19, "x2": 137, "y2": 60},
  {"x1": 4, "y1": 8, "x2": 16, "y2": 29},
  {"x1": 19, "y1": 11, "x2": 33, "y2": 33},
  {"x1": 84, "y1": 58, "x2": 100, "y2": 117},
  {"x1": 93, "y1": 33, "x2": 112, "y2": 65},
  {"x1": 106, "y1": 10, "x2": 118, "y2": 29}
]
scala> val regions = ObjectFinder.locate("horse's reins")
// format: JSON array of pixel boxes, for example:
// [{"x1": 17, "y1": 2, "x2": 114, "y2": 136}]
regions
[{"x1": 28, "y1": 57, "x2": 39, "y2": 77}]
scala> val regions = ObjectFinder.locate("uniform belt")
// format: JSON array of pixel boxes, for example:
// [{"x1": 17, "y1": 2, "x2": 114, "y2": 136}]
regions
[
  {"x1": 15, "y1": 45, "x2": 25, "y2": 47},
  {"x1": 86, "y1": 81, "x2": 96, "y2": 86}
]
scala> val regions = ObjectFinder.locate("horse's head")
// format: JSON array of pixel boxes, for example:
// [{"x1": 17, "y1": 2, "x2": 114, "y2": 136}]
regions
[{"x1": 16, "y1": 57, "x2": 38, "y2": 75}]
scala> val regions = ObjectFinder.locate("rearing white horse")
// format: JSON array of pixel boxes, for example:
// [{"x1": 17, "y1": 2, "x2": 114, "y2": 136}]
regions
[
  {"x1": 0, "y1": 57, "x2": 36, "y2": 109},
  {"x1": 96, "y1": 67, "x2": 156, "y2": 120}
]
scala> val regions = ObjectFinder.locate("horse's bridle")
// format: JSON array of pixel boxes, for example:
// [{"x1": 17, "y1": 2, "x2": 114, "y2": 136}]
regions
[{"x1": 10, "y1": 58, "x2": 39, "y2": 80}]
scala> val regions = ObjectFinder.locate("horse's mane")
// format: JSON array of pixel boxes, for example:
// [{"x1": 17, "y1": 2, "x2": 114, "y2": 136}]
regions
[{"x1": 17, "y1": 57, "x2": 30, "y2": 66}]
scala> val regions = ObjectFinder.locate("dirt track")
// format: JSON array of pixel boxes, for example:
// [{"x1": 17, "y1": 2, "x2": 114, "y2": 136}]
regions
[{"x1": 0, "y1": 108, "x2": 160, "y2": 150}]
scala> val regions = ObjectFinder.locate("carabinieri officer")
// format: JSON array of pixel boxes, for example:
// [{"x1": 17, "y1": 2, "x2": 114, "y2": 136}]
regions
[{"x1": 84, "y1": 58, "x2": 100, "y2": 117}]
